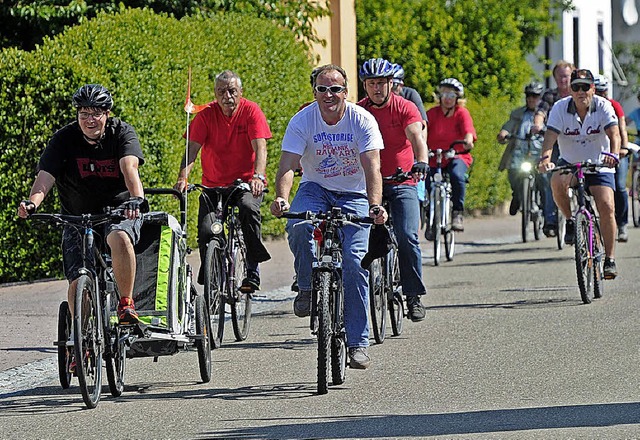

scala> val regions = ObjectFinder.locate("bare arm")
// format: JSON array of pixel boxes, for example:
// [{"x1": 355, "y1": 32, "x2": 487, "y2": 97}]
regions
[
  {"x1": 405, "y1": 121, "x2": 428, "y2": 163},
  {"x1": 120, "y1": 155, "x2": 144, "y2": 198},
  {"x1": 537, "y1": 130, "x2": 558, "y2": 172},
  {"x1": 174, "y1": 140, "x2": 202, "y2": 192},
  {"x1": 270, "y1": 151, "x2": 302, "y2": 216},
  {"x1": 17, "y1": 170, "x2": 55, "y2": 218},
  {"x1": 249, "y1": 138, "x2": 268, "y2": 197},
  {"x1": 618, "y1": 117, "x2": 629, "y2": 156},
  {"x1": 360, "y1": 149, "x2": 387, "y2": 224}
]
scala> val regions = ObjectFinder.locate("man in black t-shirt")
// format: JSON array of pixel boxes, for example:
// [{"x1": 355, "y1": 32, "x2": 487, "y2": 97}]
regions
[{"x1": 18, "y1": 84, "x2": 147, "y2": 326}]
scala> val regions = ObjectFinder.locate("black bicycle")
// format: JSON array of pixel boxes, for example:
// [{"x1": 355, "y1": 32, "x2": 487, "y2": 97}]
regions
[
  {"x1": 369, "y1": 168, "x2": 409, "y2": 344},
  {"x1": 283, "y1": 207, "x2": 373, "y2": 394},
  {"x1": 30, "y1": 209, "x2": 127, "y2": 409},
  {"x1": 190, "y1": 180, "x2": 259, "y2": 348}
]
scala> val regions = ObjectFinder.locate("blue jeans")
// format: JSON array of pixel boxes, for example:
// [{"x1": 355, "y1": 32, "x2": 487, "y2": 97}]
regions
[
  {"x1": 615, "y1": 155, "x2": 630, "y2": 226},
  {"x1": 382, "y1": 184, "x2": 426, "y2": 297},
  {"x1": 427, "y1": 159, "x2": 468, "y2": 212},
  {"x1": 286, "y1": 182, "x2": 370, "y2": 348}
]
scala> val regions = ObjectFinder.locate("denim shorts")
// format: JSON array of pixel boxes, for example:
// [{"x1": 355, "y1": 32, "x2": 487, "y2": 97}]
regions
[{"x1": 62, "y1": 217, "x2": 142, "y2": 281}]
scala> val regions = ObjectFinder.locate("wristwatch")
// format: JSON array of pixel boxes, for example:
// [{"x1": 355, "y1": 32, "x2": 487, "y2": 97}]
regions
[{"x1": 252, "y1": 173, "x2": 267, "y2": 184}]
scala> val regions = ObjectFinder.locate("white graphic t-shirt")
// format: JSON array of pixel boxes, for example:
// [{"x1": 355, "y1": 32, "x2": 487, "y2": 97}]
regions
[
  {"x1": 281, "y1": 101, "x2": 384, "y2": 194},
  {"x1": 547, "y1": 95, "x2": 618, "y2": 173}
]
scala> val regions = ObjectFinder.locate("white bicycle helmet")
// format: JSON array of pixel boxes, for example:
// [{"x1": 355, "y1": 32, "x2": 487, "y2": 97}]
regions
[{"x1": 439, "y1": 78, "x2": 464, "y2": 97}]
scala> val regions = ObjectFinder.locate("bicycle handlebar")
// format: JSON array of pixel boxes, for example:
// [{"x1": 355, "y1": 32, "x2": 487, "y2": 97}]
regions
[
  {"x1": 383, "y1": 167, "x2": 412, "y2": 183},
  {"x1": 281, "y1": 209, "x2": 374, "y2": 225},
  {"x1": 29, "y1": 209, "x2": 127, "y2": 228}
]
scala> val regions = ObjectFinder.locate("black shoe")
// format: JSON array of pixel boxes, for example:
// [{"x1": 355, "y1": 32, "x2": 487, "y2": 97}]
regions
[
  {"x1": 424, "y1": 227, "x2": 435, "y2": 241},
  {"x1": 542, "y1": 223, "x2": 557, "y2": 238},
  {"x1": 604, "y1": 257, "x2": 618, "y2": 280},
  {"x1": 509, "y1": 198, "x2": 519, "y2": 216},
  {"x1": 406, "y1": 296, "x2": 426, "y2": 322},
  {"x1": 564, "y1": 218, "x2": 575, "y2": 245},
  {"x1": 293, "y1": 290, "x2": 311, "y2": 317},
  {"x1": 240, "y1": 271, "x2": 260, "y2": 293}
]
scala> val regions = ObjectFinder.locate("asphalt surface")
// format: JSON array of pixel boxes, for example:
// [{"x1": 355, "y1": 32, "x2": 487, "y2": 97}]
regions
[{"x1": 1, "y1": 214, "x2": 639, "y2": 439}]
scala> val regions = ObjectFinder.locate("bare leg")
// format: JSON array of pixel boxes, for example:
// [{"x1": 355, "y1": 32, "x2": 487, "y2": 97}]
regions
[
  {"x1": 590, "y1": 185, "x2": 617, "y2": 258},
  {"x1": 106, "y1": 230, "x2": 136, "y2": 300},
  {"x1": 551, "y1": 173, "x2": 573, "y2": 219}
]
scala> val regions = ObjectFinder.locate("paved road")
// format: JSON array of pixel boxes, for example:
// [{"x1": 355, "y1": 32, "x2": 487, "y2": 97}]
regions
[{"x1": 1, "y1": 215, "x2": 639, "y2": 439}]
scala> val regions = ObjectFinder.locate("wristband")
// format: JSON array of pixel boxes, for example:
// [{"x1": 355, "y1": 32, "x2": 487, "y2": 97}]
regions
[{"x1": 252, "y1": 173, "x2": 267, "y2": 184}]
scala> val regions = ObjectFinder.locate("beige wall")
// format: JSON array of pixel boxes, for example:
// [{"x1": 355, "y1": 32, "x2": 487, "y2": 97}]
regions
[{"x1": 310, "y1": 0, "x2": 358, "y2": 102}]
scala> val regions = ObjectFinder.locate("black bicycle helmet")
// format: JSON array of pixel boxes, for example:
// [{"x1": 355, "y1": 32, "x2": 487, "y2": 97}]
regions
[
  {"x1": 72, "y1": 84, "x2": 113, "y2": 110},
  {"x1": 439, "y1": 78, "x2": 464, "y2": 97},
  {"x1": 524, "y1": 82, "x2": 544, "y2": 95},
  {"x1": 359, "y1": 58, "x2": 395, "y2": 81},
  {"x1": 392, "y1": 63, "x2": 405, "y2": 84}
]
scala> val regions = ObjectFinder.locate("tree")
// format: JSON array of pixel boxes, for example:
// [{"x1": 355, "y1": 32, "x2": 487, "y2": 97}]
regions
[{"x1": 0, "y1": 0, "x2": 329, "y2": 51}]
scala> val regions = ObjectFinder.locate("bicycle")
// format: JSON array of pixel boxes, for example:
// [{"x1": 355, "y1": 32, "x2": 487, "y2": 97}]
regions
[
  {"x1": 631, "y1": 150, "x2": 640, "y2": 227},
  {"x1": 507, "y1": 133, "x2": 544, "y2": 242},
  {"x1": 548, "y1": 159, "x2": 613, "y2": 304},
  {"x1": 426, "y1": 140, "x2": 466, "y2": 265},
  {"x1": 30, "y1": 208, "x2": 130, "y2": 408},
  {"x1": 29, "y1": 190, "x2": 212, "y2": 408},
  {"x1": 282, "y1": 207, "x2": 373, "y2": 394},
  {"x1": 369, "y1": 168, "x2": 409, "y2": 344},
  {"x1": 189, "y1": 180, "x2": 260, "y2": 348}
]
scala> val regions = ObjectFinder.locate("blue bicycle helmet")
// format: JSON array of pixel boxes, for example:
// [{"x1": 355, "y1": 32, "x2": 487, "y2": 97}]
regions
[
  {"x1": 359, "y1": 58, "x2": 395, "y2": 81},
  {"x1": 438, "y1": 78, "x2": 464, "y2": 97},
  {"x1": 72, "y1": 84, "x2": 113, "y2": 110},
  {"x1": 392, "y1": 63, "x2": 405, "y2": 84}
]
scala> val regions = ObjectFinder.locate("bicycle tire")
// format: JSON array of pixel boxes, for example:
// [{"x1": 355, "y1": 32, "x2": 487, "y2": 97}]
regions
[
  {"x1": 195, "y1": 294, "x2": 212, "y2": 383},
  {"x1": 230, "y1": 242, "x2": 252, "y2": 341},
  {"x1": 433, "y1": 190, "x2": 442, "y2": 266},
  {"x1": 105, "y1": 326, "x2": 125, "y2": 397},
  {"x1": 387, "y1": 248, "x2": 404, "y2": 336},
  {"x1": 73, "y1": 274, "x2": 103, "y2": 409},
  {"x1": 632, "y1": 168, "x2": 640, "y2": 227},
  {"x1": 556, "y1": 208, "x2": 565, "y2": 250},
  {"x1": 57, "y1": 301, "x2": 72, "y2": 389},
  {"x1": 331, "y1": 335, "x2": 347, "y2": 386},
  {"x1": 574, "y1": 213, "x2": 594, "y2": 304},
  {"x1": 593, "y1": 219, "x2": 605, "y2": 299},
  {"x1": 521, "y1": 177, "x2": 531, "y2": 243},
  {"x1": 532, "y1": 185, "x2": 543, "y2": 241},
  {"x1": 444, "y1": 196, "x2": 455, "y2": 261},
  {"x1": 368, "y1": 258, "x2": 386, "y2": 344},
  {"x1": 316, "y1": 271, "x2": 332, "y2": 395},
  {"x1": 204, "y1": 243, "x2": 225, "y2": 348},
  {"x1": 104, "y1": 291, "x2": 124, "y2": 397}
]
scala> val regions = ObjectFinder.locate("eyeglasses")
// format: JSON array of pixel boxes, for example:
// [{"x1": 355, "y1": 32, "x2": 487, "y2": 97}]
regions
[
  {"x1": 78, "y1": 111, "x2": 106, "y2": 120},
  {"x1": 571, "y1": 83, "x2": 591, "y2": 92},
  {"x1": 215, "y1": 88, "x2": 239, "y2": 97},
  {"x1": 314, "y1": 85, "x2": 346, "y2": 94},
  {"x1": 439, "y1": 91, "x2": 458, "y2": 99}
]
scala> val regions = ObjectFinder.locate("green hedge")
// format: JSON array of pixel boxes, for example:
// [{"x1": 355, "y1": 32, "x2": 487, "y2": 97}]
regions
[{"x1": 0, "y1": 8, "x2": 312, "y2": 283}]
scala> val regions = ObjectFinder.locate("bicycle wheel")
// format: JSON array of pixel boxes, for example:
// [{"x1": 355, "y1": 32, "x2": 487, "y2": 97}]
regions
[
  {"x1": 444, "y1": 197, "x2": 455, "y2": 261},
  {"x1": 104, "y1": 326, "x2": 125, "y2": 397},
  {"x1": 331, "y1": 334, "x2": 347, "y2": 386},
  {"x1": 433, "y1": 190, "x2": 442, "y2": 266},
  {"x1": 368, "y1": 257, "x2": 386, "y2": 344},
  {"x1": 556, "y1": 208, "x2": 566, "y2": 250},
  {"x1": 574, "y1": 213, "x2": 594, "y2": 304},
  {"x1": 632, "y1": 168, "x2": 640, "y2": 227},
  {"x1": 316, "y1": 271, "x2": 332, "y2": 395},
  {"x1": 387, "y1": 247, "x2": 404, "y2": 337},
  {"x1": 532, "y1": 186, "x2": 543, "y2": 241},
  {"x1": 104, "y1": 291, "x2": 125, "y2": 397},
  {"x1": 57, "y1": 301, "x2": 72, "y2": 389},
  {"x1": 593, "y1": 220, "x2": 605, "y2": 299},
  {"x1": 195, "y1": 294, "x2": 212, "y2": 383},
  {"x1": 204, "y1": 243, "x2": 225, "y2": 348},
  {"x1": 231, "y1": 242, "x2": 252, "y2": 341},
  {"x1": 521, "y1": 177, "x2": 531, "y2": 243},
  {"x1": 73, "y1": 274, "x2": 103, "y2": 409}
]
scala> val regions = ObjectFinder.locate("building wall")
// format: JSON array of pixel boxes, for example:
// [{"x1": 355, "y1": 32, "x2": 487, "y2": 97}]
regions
[{"x1": 309, "y1": 0, "x2": 358, "y2": 102}]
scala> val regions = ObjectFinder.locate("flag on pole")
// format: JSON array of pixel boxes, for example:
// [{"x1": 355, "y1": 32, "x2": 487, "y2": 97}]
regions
[{"x1": 184, "y1": 66, "x2": 208, "y2": 114}]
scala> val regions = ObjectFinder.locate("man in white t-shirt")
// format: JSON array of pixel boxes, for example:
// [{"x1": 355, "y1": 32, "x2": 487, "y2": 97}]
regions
[
  {"x1": 270, "y1": 64, "x2": 387, "y2": 369},
  {"x1": 538, "y1": 68, "x2": 621, "y2": 279}
]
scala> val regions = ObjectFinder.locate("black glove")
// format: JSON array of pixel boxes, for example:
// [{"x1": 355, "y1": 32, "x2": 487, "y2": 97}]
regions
[
  {"x1": 411, "y1": 161, "x2": 428, "y2": 174},
  {"x1": 123, "y1": 196, "x2": 149, "y2": 213}
]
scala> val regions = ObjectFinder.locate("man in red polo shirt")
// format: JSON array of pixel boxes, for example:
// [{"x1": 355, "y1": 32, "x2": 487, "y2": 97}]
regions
[{"x1": 175, "y1": 70, "x2": 272, "y2": 291}]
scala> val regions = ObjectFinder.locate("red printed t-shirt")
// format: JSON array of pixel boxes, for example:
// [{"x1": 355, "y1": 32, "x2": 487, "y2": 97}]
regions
[
  {"x1": 426, "y1": 105, "x2": 477, "y2": 168},
  {"x1": 357, "y1": 93, "x2": 422, "y2": 183},
  {"x1": 186, "y1": 97, "x2": 272, "y2": 186}
]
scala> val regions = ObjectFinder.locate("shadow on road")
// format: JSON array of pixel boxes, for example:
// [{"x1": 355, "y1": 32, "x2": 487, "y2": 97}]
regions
[{"x1": 193, "y1": 402, "x2": 640, "y2": 438}]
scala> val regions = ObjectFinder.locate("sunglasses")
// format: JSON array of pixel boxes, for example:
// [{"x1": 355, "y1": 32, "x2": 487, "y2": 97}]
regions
[
  {"x1": 571, "y1": 83, "x2": 591, "y2": 92},
  {"x1": 314, "y1": 85, "x2": 346, "y2": 94},
  {"x1": 439, "y1": 91, "x2": 458, "y2": 99}
]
